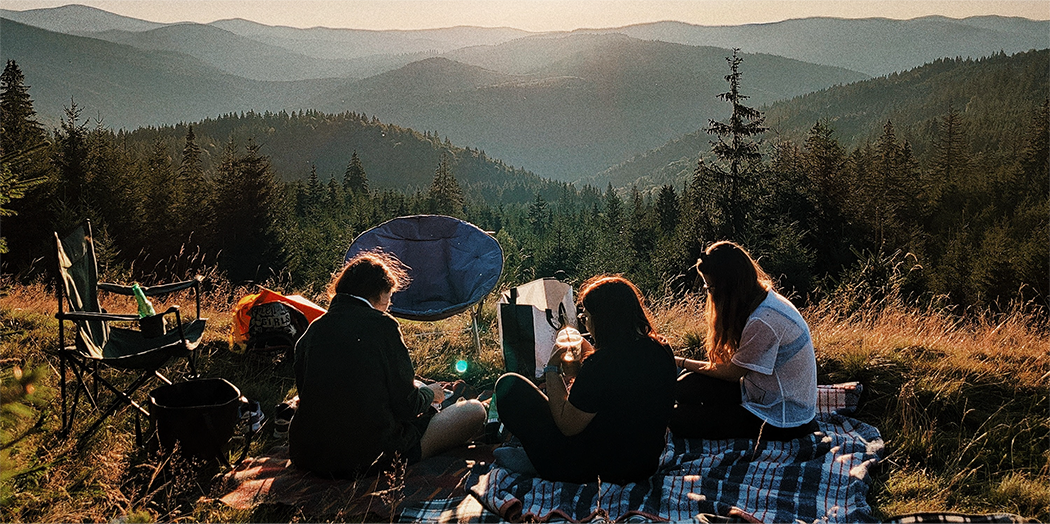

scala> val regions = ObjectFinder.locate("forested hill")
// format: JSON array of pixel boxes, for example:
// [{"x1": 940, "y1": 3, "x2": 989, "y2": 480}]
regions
[
  {"x1": 765, "y1": 48, "x2": 1050, "y2": 155},
  {"x1": 125, "y1": 110, "x2": 562, "y2": 204},
  {"x1": 593, "y1": 48, "x2": 1050, "y2": 190}
]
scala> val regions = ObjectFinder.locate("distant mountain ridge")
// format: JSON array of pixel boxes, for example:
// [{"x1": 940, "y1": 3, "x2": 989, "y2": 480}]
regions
[
  {"x1": 0, "y1": 3, "x2": 164, "y2": 32},
  {"x1": 1, "y1": 4, "x2": 1046, "y2": 182},
  {"x1": 578, "y1": 17, "x2": 1048, "y2": 76},
  {"x1": 0, "y1": 15, "x2": 864, "y2": 180}
]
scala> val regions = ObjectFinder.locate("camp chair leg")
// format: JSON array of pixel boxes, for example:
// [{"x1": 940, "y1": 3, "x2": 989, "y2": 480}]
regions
[
  {"x1": 69, "y1": 358, "x2": 99, "y2": 409},
  {"x1": 60, "y1": 350, "x2": 68, "y2": 434},
  {"x1": 134, "y1": 410, "x2": 143, "y2": 448},
  {"x1": 471, "y1": 302, "x2": 484, "y2": 354},
  {"x1": 76, "y1": 370, "x2": 157, "y2": 446},
  {"x1": 59, "y1": 353, "x2": 99, "y2": 436},
  {"x1": 154, "y1": 370, "x2": 173, "y2": 386}
]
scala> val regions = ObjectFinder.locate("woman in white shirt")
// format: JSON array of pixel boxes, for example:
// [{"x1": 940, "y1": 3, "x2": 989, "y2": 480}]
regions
[{"x1": 670, "y1": 241, "x2": 818, "y2": 441}]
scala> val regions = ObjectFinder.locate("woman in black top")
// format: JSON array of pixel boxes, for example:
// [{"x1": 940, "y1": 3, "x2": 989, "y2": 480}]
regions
[
  {"x1": 290, "y1": 251, "x2": 487, "y2": 477},
  {"x1": 494, "y1": 275, "x2": 678, "y2": 484}
]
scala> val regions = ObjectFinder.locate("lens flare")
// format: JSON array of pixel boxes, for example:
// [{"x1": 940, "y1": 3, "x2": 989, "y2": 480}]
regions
[{"x1": 455, "y1": 360, "x2": 469, "y2": 374}]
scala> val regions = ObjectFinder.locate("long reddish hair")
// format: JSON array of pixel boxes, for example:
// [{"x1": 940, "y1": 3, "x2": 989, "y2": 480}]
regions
[
  {"x1": 697, "y1": 241, "x2": 772, "y2": 363},
  {"x1": 577, "y1": 275, "x2": 667, "y2": 350}
]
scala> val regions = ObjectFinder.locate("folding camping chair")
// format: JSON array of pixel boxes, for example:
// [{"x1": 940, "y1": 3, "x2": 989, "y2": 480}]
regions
[
  {"x1": 345, "y1": 215, "x2": 503, "y2": 352},
  {"x1": 54, "y1": 219, "x2": 207, "y2": 445}
]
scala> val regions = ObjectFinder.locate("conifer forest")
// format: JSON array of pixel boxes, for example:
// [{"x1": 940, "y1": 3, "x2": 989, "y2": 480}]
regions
[{"x1": 2, "y1": 50, "x2": 1047, "y2": 314}]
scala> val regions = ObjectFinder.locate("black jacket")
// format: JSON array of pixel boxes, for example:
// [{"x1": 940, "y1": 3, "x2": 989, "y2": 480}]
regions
[{"x1": 289, "y1": 294, "x2": 433, "y2": 476}]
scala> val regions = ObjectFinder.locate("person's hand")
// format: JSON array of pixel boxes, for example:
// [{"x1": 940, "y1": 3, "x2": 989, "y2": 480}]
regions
[
  {"x1": 426, "y1": 381, "x2": 447, "y2": 402},
  {"x1": 547, "y1": 344, "x2": 568, "y2": 368}
]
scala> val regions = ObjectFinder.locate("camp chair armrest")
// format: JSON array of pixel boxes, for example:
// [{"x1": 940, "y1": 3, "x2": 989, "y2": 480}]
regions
[
  {"x1": 98, "y1": 276, "x2": 202, "y2": 297},
  {"x1": 56, "y1": 311, "x2": 140, "y2": 322}
]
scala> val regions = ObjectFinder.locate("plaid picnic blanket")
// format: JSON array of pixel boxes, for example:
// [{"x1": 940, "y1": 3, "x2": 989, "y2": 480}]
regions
[{"x1": 460, "y1": 382, "x2": 883, "y2": 523}]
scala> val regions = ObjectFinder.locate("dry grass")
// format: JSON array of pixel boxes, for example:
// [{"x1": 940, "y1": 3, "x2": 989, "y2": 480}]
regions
[{"x1": 3, "y1": 276, "x2": 1048, "y2": 522}]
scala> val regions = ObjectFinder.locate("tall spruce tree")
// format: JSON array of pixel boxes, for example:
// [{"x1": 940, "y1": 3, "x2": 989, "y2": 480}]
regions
[
  {"x1": 343, "y1": 151, "x2": 368, "y2": 195},
  {"x1": 0, "y1": 60, "x2": 50, "y2": 257},
  {"x1": 428, "y1": 153, "x2": 463, "y2": 216},
  {"x1": 176, "y1": 125, "x2": 209, "y2": 244},
  {"x1": 0, "y1": 143, "x2": 48, "y2": 255},
  {"x1": 210, "y1": 138, "x2": 286, "y2": 283},
  {"x1": 655, "y1": 184, "x2": 679, "y2": 236},
  {"x1": 54, "y1": 99, "x2": 90, "y2": 224},
  {"x1": 1, "y1": 60, "x2": 47, "y2": 158},
  {"x1": 699, "y1": 49, "x2": 768, "y2": 239},
  {"x1": 1016, "y1": 100, "x2": 1049, "y2": 201}
]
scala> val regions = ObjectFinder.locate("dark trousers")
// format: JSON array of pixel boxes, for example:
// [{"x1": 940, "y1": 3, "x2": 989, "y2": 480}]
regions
[
  {"x1": 669, "y1": 371, "x2": 816, "y2": 441},
  {"x1": 493, "y1": 373, "x2": 595, "y2": 483}
]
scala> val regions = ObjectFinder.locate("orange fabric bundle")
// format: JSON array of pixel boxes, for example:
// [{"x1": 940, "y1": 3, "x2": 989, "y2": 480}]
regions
[{"x1": 230, "y1": 288, "x2": 326, "y2": 352}]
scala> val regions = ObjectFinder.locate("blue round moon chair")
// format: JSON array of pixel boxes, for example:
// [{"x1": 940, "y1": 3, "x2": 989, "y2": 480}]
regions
[{"x1": 345, "y1": 215, "x2": 503, "y2": 321}]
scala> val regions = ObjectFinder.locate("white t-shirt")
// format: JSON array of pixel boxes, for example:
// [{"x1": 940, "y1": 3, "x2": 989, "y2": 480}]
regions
[{"x1": 731, "y1": 291, "x2": 817, "y2": 428}]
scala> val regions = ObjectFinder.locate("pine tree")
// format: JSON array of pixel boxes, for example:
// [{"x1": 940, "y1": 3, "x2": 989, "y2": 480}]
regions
[
  {"x1": 54, "y1": 99, "x2": 90, "y2": 222},
  {"x1": 428, "y1": 153, "x2": 463, "y2": 216},
  {"x1": 176, "y1": 125, "x2": 209, "y2": 243},
  {"x1": 1016, "y1": 99, "x2": 1049, "y2": 201},
  {"x1": 0, "y1": 60, "x2": 47, "y2": 158},
  {"x1": 655, "y1": 184, "x2": 679, "y2": 236},
  {"x1": 869, "y1": 121, "x2": 919, "y2": 248},
  {"x1": 803, "y1": 121, "x2": 848, "y2": 213},
  {"x1": 701, "y1": 49, "x2": 768, "y2": 239},
  {"x1": 210, "y1": 138, "x2": 286, "y2": 283},
  {"x1": 343, "y1": 150, "x2": 368, "y2": 195},
  {"x1": 0, "y1": 144, "x2": 48, "y2": 254},
  {"x1": 141, "y1": 139, "x2": 180, "y2": 252},
  {"x1": 527, "y1": 193, "x2": 549, "y2": 235},
  {"x1": 930, "y1": 103, "x2": 969, "y2": 191},
  {"x1": 0, "y1": 60, "x2": 50, "y2": 257},
  {"x1": 307, "y1": 164, "x2": 321, "y2": 204}
]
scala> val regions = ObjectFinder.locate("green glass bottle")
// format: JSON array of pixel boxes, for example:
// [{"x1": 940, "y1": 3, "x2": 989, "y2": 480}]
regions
[{"x1": 131, "y1": 283, "x2": 156, "y2": 318}]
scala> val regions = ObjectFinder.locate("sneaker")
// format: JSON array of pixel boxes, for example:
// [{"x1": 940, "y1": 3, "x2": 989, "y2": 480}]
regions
[
  {"x1": 273, "y1": 401, "x2": 296, "y2": 438},
  {"x1": 241, "y1": 400, "x2": 264, "y2": 433}
]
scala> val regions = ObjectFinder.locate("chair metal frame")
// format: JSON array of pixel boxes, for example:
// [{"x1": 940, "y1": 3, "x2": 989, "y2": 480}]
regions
[{"x1": 55, "y1": 219, "x2": 206, "y2": 445}]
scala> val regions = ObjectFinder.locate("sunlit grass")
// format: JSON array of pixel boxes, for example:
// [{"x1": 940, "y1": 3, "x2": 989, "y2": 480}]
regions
[{"x1": 2, "y1": 274, "x2": 1047, "y2": 522}]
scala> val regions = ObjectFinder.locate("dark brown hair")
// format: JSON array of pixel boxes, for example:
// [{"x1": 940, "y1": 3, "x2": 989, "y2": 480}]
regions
[
  {"x1": 577, "y1": 275, "x2": 666, "y2": 350},
  {"x1": 327, "y1": 250, "x2": 410, "y2": 302},
  {"x1": 696, "y1": 241, "x2": 773, "y2": 363}
]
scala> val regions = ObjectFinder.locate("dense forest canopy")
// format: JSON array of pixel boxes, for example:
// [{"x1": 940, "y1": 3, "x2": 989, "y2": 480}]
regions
[{"x1": 1, "y1": 48, "x2": 1047, "y2": 316}]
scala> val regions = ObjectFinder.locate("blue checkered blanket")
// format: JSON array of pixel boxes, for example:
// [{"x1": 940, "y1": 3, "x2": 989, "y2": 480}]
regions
[{"x1": 399, "y1": 383, "x2": 884, "y2": 523}]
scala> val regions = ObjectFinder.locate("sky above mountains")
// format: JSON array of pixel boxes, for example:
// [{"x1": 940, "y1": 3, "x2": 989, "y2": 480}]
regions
[{"x1": 3, "y1": 0, "x2": 1049, "y2": 30}]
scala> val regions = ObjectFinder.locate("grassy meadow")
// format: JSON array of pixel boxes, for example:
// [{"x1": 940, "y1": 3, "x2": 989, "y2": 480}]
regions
[{"x1": 1, "y1": 274, "x2": 1048, "y2": 522}]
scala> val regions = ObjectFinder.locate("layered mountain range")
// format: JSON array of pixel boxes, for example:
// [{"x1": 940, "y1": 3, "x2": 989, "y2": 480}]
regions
[{"x1": 2, "y1": 4, "x2": 1046, "y2": 183}]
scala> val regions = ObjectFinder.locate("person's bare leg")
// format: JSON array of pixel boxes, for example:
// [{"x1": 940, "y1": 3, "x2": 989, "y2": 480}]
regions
[{"x1": 419, "y1": 399, "x2": 487, "y2": 459}]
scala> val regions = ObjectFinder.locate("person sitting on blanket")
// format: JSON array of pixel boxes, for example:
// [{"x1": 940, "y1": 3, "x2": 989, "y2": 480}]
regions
[
  {"x1": 290, "y1": 251, "x2": 487, "y2": 478},
  {"x1": 493, "y1": 275, "x2": 678, "y2": 484},
  {"x1": 670, "y1": 240, "x2": 818, "y2": 441}
]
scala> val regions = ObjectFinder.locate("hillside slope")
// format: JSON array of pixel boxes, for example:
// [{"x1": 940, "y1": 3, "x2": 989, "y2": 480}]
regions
[
  {"x1": 0, "y1": 18, "x2": 341, "y2": 129},
  {"x1": 595, "y1": 48, "x2": 1050, "y2": 190},
  {"x1": 123, "y1": 109, "x2": 554, "y2": 203},
  {"x1": 86, "y1": 23, "x2": 374, "y2": 81}
]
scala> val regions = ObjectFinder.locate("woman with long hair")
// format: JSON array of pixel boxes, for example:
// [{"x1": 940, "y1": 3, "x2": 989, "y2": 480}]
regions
[
  {"x1": 670, "y1": 241, "x2": 818, "y2": 441},
  {"x1": 290, "y1": 251, "x2": 486, "y2": 477},
  {"x1": 493, "y1": 275, "x2": 677, "y2": 484}
]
